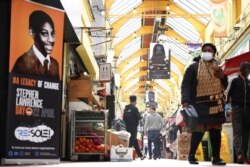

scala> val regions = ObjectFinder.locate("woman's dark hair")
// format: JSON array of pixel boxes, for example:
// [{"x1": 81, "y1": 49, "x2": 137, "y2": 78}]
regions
[
  {"x1": 29, "y1": 10, "x2": 54, "y2": 33},
  {"x1": 201, "y1": 43, "x2": 217, "y2": 54}
]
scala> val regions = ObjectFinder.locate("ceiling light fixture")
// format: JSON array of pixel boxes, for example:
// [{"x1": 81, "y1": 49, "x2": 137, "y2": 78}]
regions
[
  {"x1": 133, "y1": 8, "x2": 137, "y2": 14},
  {"x1": 166, "y1": 4, "x2": 170, "y2": 11},
  {"x1": 133, "y1": 32, "x2": 136, "y2": 38},
  {"x1": 101, "y1": 10, "x2": 105, "y2": 16}
]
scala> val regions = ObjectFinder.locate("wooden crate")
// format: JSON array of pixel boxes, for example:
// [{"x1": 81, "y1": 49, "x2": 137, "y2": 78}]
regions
[{"x1": 68, "y1": 77, "x2": 92, "y2": 104}]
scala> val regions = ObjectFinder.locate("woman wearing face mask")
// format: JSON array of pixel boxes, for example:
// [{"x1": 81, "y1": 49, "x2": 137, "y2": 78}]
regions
[
  {"x1": 227, "y1": 62, "x2": 250, "y2": 164},
  {"x1": 181, "y1": 43, "x2": 228, "y2": 165}
]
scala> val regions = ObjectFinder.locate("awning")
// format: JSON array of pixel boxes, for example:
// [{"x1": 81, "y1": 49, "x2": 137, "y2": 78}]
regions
[{"x1": 222, "y1": 51, "x2": 250, "y2": 75}]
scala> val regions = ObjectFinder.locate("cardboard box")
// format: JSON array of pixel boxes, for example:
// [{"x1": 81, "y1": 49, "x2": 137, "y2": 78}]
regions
[
  {"x1": 110, "y1": 147, "x2": 133, "y2": 162},
  {"x1": 118, "y1": 137, "x2": 129, "y2": 147},
  {"x1": 107, "y1": 130, "x2": 130, "y2": 147},
  {"x1": 107, "y1": 130, "x2": 119, "y2": 146}
]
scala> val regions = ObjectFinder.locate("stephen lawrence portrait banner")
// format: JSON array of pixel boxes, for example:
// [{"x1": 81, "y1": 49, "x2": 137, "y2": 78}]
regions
[{"x1": 4, "y1": 0, "x2": 64, "y2": 164}]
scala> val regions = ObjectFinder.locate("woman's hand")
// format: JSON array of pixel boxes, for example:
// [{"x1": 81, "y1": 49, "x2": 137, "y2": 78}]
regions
[
  {"x1": 182, "y1": 102, "x2": 189, "y2": 108},
  {"x1": 214, "y1": 68, "x2": 225, "y2": 79}
]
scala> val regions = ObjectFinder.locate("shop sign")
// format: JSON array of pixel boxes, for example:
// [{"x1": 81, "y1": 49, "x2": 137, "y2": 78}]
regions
[{"x1": 99, "y1": 63, "x2": 111, "y2": 82}]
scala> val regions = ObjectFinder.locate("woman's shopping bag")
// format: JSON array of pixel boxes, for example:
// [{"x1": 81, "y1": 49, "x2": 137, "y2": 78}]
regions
[
  {"x1": 180, "y1": 105, "x2": 198, "y2": 130},
  {"x1": 176, "y1": 109, "x2": 185, "y2": 127}
]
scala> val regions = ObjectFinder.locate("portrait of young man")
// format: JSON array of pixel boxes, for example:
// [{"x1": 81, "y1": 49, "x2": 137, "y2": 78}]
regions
[{"x1": 11, "y1": 10, "x2": 59, "y2": 79}]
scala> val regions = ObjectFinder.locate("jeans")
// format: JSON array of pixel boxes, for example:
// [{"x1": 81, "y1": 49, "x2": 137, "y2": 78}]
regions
[{"x1": 147, "y1": 130, "x2": 161, "y2": 158}]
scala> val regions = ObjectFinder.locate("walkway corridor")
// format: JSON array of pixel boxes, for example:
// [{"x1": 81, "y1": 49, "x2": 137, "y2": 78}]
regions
[{"x1": 1, "y1": 159, "x2": 246, "y2": 167}]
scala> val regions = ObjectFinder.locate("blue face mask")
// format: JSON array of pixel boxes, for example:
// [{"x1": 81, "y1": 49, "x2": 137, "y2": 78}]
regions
[{"x1": 201, "y1": 52, "x2": 213, "y2": 61}]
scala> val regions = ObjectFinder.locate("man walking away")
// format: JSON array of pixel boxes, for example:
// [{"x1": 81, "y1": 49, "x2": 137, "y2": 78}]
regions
[
  {"x1": 144, "y1": 106, "x2": 164, "y2": 160},
  {"x1": 123, "y1": 95, "x2": 146, "y2": 160}
]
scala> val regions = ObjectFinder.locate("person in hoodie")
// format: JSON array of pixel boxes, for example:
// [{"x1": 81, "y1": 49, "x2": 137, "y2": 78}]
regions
[
  {"x1": 227, "y1": 61, "x2": 250, "y2": 164},
  {"x1": 123, "y1": 95, "x2": 146, "y2": 160},
  {"x1": 144, "y1": 106, "x2": 164, "y2": 160}
]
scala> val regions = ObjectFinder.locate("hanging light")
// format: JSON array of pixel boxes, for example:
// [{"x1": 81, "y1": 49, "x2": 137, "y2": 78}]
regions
[
  {"x1": 133, "y1": 8, "x2": 137, "y2": 14},
  {"x1": 101, "y1": 10, "x2": 105, "y2": 16},
  {"x1": 166, "y1": 4, "x2": 170, "y2": 11},
  {"x1": 133, "y1": 32, "x2": 136, "y2": 38}
]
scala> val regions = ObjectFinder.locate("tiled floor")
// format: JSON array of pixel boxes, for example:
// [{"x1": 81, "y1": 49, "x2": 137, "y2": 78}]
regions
[{"x1": 1, "y1": 159, "x2": 247, "y2": 167}]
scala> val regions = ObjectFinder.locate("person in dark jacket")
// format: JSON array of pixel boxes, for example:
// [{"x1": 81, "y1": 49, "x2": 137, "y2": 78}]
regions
[
  {"x1": 227, "y1": 61, "x2": 250, "y2": 164},
  {"x1": 181, "y1": 43, "x2": 228, "y2": 165},
  {"x1": 123, "y1": 95, "x2": 146, "y2": 160}
]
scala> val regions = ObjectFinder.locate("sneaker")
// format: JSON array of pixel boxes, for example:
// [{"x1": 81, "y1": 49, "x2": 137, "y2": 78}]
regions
[
  {"x1": 188, "y1": 155, "x2": 198, "y2": 165},
  {"x1": 244, "y1": 158, "x2": 250, "y2": 164},
  {"x1": 212, "y1": 157, "x2": 226, "y2": 165},
  {"x1": 237, "y1": 153, "x2": 247, "y2": 164},
  {"x1": 140, "y1": 155, "x2": 146, "y2": 160},
  {"x1": 148, "y1": 157, "x2": 152, "y2": 160}
]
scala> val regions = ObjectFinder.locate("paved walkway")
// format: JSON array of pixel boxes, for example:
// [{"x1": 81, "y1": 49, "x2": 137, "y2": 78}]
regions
[{"x1": 1, "y1": 159, "x2": 246, "y2": 167}]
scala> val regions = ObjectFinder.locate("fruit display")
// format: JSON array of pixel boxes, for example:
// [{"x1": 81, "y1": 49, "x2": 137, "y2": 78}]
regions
[{"x1": 74, "y1": 137, "x2": 105, "y2": 153}]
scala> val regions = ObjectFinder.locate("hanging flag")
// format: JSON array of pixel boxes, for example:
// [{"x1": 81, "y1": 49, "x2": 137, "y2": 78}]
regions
[{"x1": 209, "y1": 0, "x2": 228, "y2": 37}]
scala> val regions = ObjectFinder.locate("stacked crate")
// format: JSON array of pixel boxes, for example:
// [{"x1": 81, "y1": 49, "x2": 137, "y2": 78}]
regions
[{"x1": 177, "y1": 132, "x2": 191, "y2": 160}]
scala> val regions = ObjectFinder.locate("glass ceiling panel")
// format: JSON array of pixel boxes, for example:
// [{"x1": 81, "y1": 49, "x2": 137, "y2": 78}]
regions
[
  {"x1": 154, "y1": 80, "x2": 171, "y2": 93},
  {"x1": 171, "y1": 62, "x2": 182, "y2": 76},
  {"x1": 153, "y1": 88, "x2": 165, "y2": 98},
  {"x1": 124, "y1": 78, "x2": 139, "y2": 92},
  {"x1": 132, "y1": 87, "x2": 139, "y2": 93},
  {"x1": 109, "y1": 0, "x2": 143, "y2": 24},
  {"x1": 113, "y1": 18, "x2": 142, "y2": 46},
  {"x1": 117, "y1": 36, "x2": 142, "y2": 64},
  {"x1": 121, "y1": 57, "x2": 140, "y2": 74},
  {"x1": 167, "y1": 18, "x2": 200, "y2": 42},
  {"x1": 124, "y1": 68, "x2": 140, "y2": 81},
  {"x1": 167, "y1": 37, "x2": 189, "y2": 54},
  {"x1": 173, "y1": 0, "x2": 210, "y2": 25},
  {"x1": 164, "y1": 37, "x2": 190, "y2": 64}
]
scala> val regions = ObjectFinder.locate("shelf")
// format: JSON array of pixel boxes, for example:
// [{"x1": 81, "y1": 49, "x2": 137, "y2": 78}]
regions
[{"x1": 70, "y1": 110, "x2": 107, "y2": 160}]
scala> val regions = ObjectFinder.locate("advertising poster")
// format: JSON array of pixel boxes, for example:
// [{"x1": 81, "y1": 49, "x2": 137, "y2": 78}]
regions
[
  {"x1": 146, "y1": 91, "x2": 157, "y2": 108},
  {"x1": 148, "y1": 43, "x2": 170, "y2": 79},
  {"x1": 5, "y1": 0, "x2": 64, "y2": 163}
]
